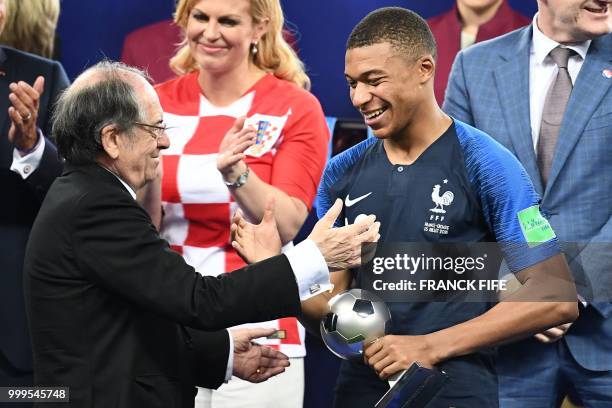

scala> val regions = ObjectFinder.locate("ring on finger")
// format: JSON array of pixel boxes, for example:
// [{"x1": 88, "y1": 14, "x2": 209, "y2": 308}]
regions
[{"x1": 22, "y1": 111, "x2": 32, "y2": 121}]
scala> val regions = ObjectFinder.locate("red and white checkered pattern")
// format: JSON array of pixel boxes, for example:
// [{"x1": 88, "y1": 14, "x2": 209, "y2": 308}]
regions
[{"x1": 155, "y1": 72, "x2": 330, "y2": 356}]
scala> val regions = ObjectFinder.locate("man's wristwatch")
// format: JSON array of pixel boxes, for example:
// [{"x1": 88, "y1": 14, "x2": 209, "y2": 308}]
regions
[{"x1": 224, "y1": 166, "x2": 250, "y2": 189}]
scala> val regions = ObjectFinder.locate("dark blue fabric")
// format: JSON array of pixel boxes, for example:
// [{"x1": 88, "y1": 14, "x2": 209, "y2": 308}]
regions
[{"x1": 0, "y1": 46, "x2": 69, "y2": 374}]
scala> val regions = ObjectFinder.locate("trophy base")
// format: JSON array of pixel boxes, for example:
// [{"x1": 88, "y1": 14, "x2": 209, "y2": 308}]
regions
[{"x1": 374, "y1": 362, "x2": 448, "y2": 408}]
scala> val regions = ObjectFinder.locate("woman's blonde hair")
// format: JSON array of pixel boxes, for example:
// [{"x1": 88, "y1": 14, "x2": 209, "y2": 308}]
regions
[
  {"x1": 0, "y1": 0, "x2": 60, "y2": 59},
  {"x1": 170, "y1": 0, "x2": 310, "y2": 90}
]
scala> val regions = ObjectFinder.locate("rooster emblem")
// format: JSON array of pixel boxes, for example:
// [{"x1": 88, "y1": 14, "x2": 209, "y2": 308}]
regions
[{"x1": 430, "y1": 181, "x2": 454, "y2": 214}]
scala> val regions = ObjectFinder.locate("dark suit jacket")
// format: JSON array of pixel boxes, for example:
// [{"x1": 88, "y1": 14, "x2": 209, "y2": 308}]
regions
[
  {"x1": 24, "y1": 163, "x2": 302, "y2": 407},
  {"x1": 0, "y1": 46, "x2": 69, "y2": 373}
]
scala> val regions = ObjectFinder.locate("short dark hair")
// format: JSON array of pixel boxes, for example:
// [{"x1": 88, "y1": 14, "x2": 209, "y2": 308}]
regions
[
  {"x1": 347, "y1": 7, "x2": 437, "y2": 61},
  {"x1": 53, "y1": 61, "x2": 149, "y2": 164}
]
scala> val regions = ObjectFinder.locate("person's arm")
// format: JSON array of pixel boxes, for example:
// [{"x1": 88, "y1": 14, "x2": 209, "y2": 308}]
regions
[
  {"x1": 364, "y1": 254, "x2": 577, "y2": 379},
  {"x1": 8, "y1": 76, "x2": 65, "y2": 201},
  {"x1": 218, "y1": 96, "x2": 329, "y2": 244},
  {"x1": 442, "y1": 51, "x2": 475, "y2": 125},
  {"x1": 299, "y1": 268, "x2": 353, "y2": 336},
  {"x1": 188, "y1": 327, "x2": 291, "y2": 389},
  {"x1": 75, "y1": 189, "x2": 378, "y2": 331}
]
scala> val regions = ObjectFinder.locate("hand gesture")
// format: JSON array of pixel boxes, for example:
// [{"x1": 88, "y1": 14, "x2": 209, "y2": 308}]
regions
[
  {"x1": 231, "y1": 327, "x2": 290, "y2": 383},
  {"x1": 217, "y1": 116, "x2": 256, "y2": 181},
  {"x1": 363, "y1": 335, "x2": 437, "y2": 380},
  {"x1": 308, "y1": 199, "x2": 380, "y2": 271},
  {"x1": 231, "y1": 196, "x2": 281, "y2": 264},
  {"x1": 8, "y1": 76, "x2": 45, "y2": 152}
]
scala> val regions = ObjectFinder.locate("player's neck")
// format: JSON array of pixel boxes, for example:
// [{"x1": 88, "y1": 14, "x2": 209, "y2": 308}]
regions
[{"x1": 384, "y1": 108, "x2": 452, "y2": 165}]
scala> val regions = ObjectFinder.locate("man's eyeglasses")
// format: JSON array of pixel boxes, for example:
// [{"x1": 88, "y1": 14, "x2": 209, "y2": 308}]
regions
[{"x1": 134, "y1": 121, "x2": 170, "y2": 140}]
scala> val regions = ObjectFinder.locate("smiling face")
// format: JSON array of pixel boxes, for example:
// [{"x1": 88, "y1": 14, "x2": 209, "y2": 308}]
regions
[
  {"x1": 538, "y1": 0, "x2": 612, "y2": 42},
  {"x1": 113, "y1": 77, "x2": 169, "y2": 190},
  {"x1": 345, "y1": 42, "x2": 431, "y2": 140},
  {"x1": 186, "y1": 0, "x2": 266, "y2": 75}
]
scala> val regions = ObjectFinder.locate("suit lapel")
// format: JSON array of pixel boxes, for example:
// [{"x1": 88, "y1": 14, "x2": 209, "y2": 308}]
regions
[
  {"x1": 545, "y1": 35, "x2": 612, "y2": 194},
  {"x1": 494, "y1": 27, "x2": 543, "y2": 195}
]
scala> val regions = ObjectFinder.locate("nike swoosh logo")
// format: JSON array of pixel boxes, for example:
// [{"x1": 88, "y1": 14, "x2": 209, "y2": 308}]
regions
[{"x1": 345, "y1": 192, "x2": 372, "y2": 207}]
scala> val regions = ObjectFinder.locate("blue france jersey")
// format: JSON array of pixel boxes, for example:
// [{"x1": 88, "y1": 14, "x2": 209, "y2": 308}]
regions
[
  {"x1": 316, "y1": 119, "x2": 560, "y2": 400},
  {"x1": 317, "y1": 119, "x2": 559, "y2": 273}
]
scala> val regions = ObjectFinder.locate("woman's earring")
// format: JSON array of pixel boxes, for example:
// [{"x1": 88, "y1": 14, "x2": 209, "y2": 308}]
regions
[{"x1": 251, "y1": 41, "x2": 258, "y2": 55}]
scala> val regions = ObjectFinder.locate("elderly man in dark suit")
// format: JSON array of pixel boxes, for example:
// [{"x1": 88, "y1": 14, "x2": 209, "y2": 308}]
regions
[
  {"x1": 0, "y1": 3, "x2": 69, "y2": 398},
  {"x1": 23, "y1": 60, "x2": 379, "y2": 408}
]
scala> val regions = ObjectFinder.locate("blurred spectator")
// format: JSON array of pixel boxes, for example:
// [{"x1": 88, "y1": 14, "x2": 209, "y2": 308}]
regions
[
  {"x1": 0, "y1": 0, "x2": 61, "y2": 60},
  {"x1": 121, "y1": 17, "x2": 298, "y2": 84},
  {"x1": 428, "y1": 0, "x2": 528, "y2": 104},
  {"x1": 139, "y1": 0, "x2": 329, "y2": 407},
  {"x1": 121, "y1": 19, "x2": 182, "y2": 84},
  {"x1": 0, "y1": 0, "x2": 69, "y2": 402}
]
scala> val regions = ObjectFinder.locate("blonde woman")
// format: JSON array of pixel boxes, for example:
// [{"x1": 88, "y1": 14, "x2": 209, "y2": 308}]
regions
[
  {"x1": 142, "y1": 0, "x2": 330, "y2": 406},
  {"x1": 0, "y1": 0, "x2": 60, "y2": 59}
]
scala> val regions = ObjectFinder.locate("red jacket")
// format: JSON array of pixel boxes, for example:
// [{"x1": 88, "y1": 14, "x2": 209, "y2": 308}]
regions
[{"x1": 428, "y1": 1, "x2": 529, "y2": 105}]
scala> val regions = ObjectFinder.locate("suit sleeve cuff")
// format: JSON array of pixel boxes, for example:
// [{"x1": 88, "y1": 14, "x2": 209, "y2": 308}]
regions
[
  {"x1": 225, "y1": 329, "x2": 234, "y2": 382},
  {"x1": 10, "y1": 131, "x2": 45, "y2": 179},
  {"x1": 285, "y1": 239, "x2": 332, "y2": 301}
]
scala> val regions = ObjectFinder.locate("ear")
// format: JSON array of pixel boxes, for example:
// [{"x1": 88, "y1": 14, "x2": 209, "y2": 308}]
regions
[
  {"x1": 99, "y1": 124, "x2": 121, "y2": 159},
  {"x1": 417, "y1": 55, "x2": 435, "y2": 84},
  {"x1": 252, "y1": 17, "x2": 270, "y2": 43}
]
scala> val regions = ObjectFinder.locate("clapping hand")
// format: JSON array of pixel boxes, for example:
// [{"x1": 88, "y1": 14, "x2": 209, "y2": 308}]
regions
[
  {"x1": 217, "y1": 116, "x2": 256, "y2": 182},
  {"x1": 231, "y1": 328, "x2": 290, "y2": 383},
  {"x1": 231, "y1": 196, "x2": 281, "y2": 264},
  {"x1": 8, "y1": 76, "x2": 44, "y2": 152}
]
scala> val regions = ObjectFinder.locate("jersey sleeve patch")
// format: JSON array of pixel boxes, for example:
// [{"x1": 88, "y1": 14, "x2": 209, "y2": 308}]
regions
[{"x1": 517, "y1": 205, "x2": 557, "y2": 247}]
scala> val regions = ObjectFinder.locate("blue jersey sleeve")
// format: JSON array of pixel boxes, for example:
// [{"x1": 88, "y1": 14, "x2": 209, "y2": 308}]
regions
[
  {"x1": 455, "y1": 120, "x2": 560, "y2": 273},
  {"x1": 315, "y1": 138, "x2": 376, "y2": 226}
]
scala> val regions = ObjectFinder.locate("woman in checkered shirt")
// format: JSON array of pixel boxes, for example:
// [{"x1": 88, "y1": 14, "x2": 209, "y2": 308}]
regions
[{"x1": 140, "y1": 0, "x2": 330, "y2": 407}]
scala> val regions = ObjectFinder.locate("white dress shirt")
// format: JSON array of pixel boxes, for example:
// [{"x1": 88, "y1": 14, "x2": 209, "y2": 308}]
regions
[
  {"x1": 10, "y1": 131, "x2": 45, "y2": 179},
  {"x1": 529, "y1": 14, "x2": 591, "y2": 150}
]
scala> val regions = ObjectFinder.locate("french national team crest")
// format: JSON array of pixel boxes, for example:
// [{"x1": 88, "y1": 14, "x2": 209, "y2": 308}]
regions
[
  {"x1": 423, "y1": 179, "x2": 454, "y2": 235},
  {"x1": 243, "y1": 110, "x2": 291, "y2": 157}
]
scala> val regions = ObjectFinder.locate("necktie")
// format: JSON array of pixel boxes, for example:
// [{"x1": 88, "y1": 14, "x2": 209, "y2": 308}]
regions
[{"x1": 537, "y1": 46, "x2": 575, "y2": 186}]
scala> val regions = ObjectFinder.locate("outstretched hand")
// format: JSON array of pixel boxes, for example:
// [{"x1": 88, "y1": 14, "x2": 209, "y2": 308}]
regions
[
  {"x1": 231, "y1": 196, "x2": 281, "y2": 264},
  {"x1": 232, "y1": 327, "x2": 290, "y2": 383},
  {"x1": 308, "y1": 199, "x2": 381, "y2": 271}
]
